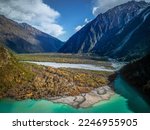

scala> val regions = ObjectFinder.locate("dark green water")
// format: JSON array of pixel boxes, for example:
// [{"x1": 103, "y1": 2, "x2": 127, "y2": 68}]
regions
[
  {"x1": 0, "y1": 76, "x2": 150, "y2": 113},
  {"x1": 114, "y1": 76, "x2": 150, "y2": 113}
]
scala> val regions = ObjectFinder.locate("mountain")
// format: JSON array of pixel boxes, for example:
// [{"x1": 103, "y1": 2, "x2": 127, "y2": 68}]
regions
[
  {"x1": 93, "y1": 5, "x2": 150, "y2": 61},
  {"x1": 121, "y1": 54, "x2": 150, "y2": 99},
  {"x1": 0, "y1": 15, "x2": 64, "y2": 53},
  {"x1": 59, "y1": 1, "x2": 149, "y2": 60}
]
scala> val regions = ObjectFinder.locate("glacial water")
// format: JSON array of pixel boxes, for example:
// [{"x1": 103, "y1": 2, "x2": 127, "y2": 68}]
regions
[{"x1": 0, "y1": 76, "x2": 150, "y2": 113}]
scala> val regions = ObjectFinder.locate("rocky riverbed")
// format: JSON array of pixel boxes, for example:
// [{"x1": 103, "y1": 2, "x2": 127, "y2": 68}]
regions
[{"x1": 49, "y1": 85, "x2": 114, "y2": 108}]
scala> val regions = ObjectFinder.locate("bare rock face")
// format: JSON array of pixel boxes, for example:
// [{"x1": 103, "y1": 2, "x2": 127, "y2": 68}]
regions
[
  {"x1": 95, "y1": 6, "x2": 150, "y2": 61},
  {"x1": 59, "y1": 1, "x2": 148, "y2": 54}
]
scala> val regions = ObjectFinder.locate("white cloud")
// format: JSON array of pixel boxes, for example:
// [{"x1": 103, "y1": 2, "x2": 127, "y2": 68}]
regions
[
  {"x1": 75, "y1": 25, "x2": 85, "y2": 32},
  {"x1": 0, "y1": 0, "x2": 65, "y2": 37},
  {"x1": 75, "y1": 18, "x2": 91, "y2": 32},
  {"x1": 92, "y1": 7, "x2": 99, "y2": 16},
  {"x1": 92, "y1": 0, "x2": 150, "y2": 16}
]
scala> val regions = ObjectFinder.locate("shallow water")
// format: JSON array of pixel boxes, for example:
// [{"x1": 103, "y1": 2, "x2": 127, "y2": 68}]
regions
[
  {"x1": 0, "y1": 95, "x2": 131, "y2": 113},
  {"x1": 0, "y1": 76, "x2": 150, "y2": 113}
]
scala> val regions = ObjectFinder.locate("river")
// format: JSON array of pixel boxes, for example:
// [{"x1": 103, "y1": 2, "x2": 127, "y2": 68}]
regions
[
  {"x1": 22, "y1": 61, "x2": 115, "y2": 72},
  {"x1": 0, "y1": 62, "x2": 150, "y2": 113}
]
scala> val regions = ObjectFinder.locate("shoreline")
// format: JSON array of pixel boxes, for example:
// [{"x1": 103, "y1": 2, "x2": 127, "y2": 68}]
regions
[
  {"x1": 49, "y1": 85, "x2": 115, "y2": 108},
  {"x1": 0, "y1": 85, "x2": 115, "y2": 109}
]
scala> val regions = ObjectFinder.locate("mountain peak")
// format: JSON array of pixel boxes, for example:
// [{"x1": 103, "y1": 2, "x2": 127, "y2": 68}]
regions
[
  {"x1": 59, "y1": 1, "x2": 149, "y2": 54},
  {"x1": 103, "y1": 0, "x2": 149, "y2": 15}
]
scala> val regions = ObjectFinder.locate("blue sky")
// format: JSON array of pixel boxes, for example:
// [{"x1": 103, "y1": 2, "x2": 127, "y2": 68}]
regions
[
  {"x1": 43, "y1": 0, "x2": 94, "y2": 41},
  {"x1": 0, "y1": 0, "x2": 149, "y2": 41}
]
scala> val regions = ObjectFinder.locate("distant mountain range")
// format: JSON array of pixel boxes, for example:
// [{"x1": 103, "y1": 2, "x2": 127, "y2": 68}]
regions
[
  {"x1": 0, "y1": 15, "x2": 64, "y2": 53},
  {"x1": 1, "y1": 1, "x2": 150, "y2": 61},
  {"x1": 93, "y1": 5, "x2": 150, "y2": 61},
  {"x1": 59, "y1": 1, "x2": 150, "y2": 61}
]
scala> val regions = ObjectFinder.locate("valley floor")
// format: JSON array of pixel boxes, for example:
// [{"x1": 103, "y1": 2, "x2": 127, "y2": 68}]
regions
[
  {"x1": 1, "y1": 53, "x2": 115, "y2": 108},
  {"x1": 16, "y1": 53, "x2": 113, "y2": 69}
]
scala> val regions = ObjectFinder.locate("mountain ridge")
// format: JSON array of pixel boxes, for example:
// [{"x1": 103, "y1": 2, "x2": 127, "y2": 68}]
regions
[
  {"x1": 0, "y1": 15, "x2": 64, "y2": 53},
  {"x1": 59, "y1": 1, "x2": 149, "y2": 61},
  {"x1": 94, "y1": 5, "x2": 150, "y2": 61}
]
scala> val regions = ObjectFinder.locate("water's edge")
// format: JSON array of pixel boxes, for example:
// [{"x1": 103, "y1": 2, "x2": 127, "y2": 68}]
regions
[
  {"x1": 0, "y1": 61, "x2": 149, "y2": 113},
  {"x1": 0, "y1": 76, "x2": 150, "y2": 113}
]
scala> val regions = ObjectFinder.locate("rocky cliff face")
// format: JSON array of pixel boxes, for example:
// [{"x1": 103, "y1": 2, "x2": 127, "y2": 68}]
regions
[
  {"x1": 121, "y1": 54, "x2": 150, "y2": 99},
  {"x1": 94, "y1": 6, "x2": 150, "y2": 61},
  {"x1": 59, "y1": 1, "x2": 148, "y2": 56},
  {"x1": 0, "y1": 15, "x2": 64, "y2": 53}
]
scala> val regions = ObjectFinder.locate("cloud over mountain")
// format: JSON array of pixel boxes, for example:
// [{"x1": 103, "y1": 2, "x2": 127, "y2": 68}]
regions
[
  {"x1": 93, "y1": 0, "x2": 150, "y2": 16},
  {"x1": 0, "y1": 0, "x2": 65, "y2": 37},
  {"x1": 75, "y1": 18, "x2": 91, "y2": 32}
]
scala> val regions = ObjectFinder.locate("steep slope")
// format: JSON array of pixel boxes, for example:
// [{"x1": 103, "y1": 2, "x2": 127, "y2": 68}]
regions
[
  {"x1": 121, "y1": 54, "x2": 150, "y2": 99},
  {"x1": 94, "y1": 6, "x2": 150, "y2": 61},
  {"x1": 0, "y1": 45, "x2": 34, "y2": 98},
  {"x1": 59, "y1": 1, "x2": 148, "y2": 54},
  {"x1": 0, "y1": 15, "x2": 64, "y2": 53}
]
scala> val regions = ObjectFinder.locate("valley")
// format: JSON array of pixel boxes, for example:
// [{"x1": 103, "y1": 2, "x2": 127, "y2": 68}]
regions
[
  {"x1": 1, "y1": 49, "x2": 150, "y2": 112},
  {"x1": 0, "y1": 46, "x2": 115, "y2": 109},
  {"x1": 16, "y1": 53, "x2": 114, "y2": 69},
  {"x1": 1, "y1": 45, "x2": 150, "y2": 113},
  {"x1": 0, "y1": 1, "x2": 150, "y2": 113}
]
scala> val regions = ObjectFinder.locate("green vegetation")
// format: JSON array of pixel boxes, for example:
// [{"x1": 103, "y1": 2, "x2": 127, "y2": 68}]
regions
[
  {"x1": 0, "y1": 46, "x2": 114, "y2": 100},
  {"x1": 0, "y1": 46, "x2": 35, "y2": 98},
  {"x1": 121, "y1": 54, "x2": 150, "y2": 99},
  {"x1": 16, "y1": 53, "x2": 113, "y2": 69}
]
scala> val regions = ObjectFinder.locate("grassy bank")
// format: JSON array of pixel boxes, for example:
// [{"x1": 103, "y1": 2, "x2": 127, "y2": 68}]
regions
[{"x1": 16, "y1": 53, "x2": 113, "y2": 69}]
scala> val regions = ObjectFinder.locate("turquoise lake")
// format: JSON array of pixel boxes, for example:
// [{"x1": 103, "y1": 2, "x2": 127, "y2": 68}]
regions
[{"x1": 0, "y1": 76, "x2": 150, "y2": 113}]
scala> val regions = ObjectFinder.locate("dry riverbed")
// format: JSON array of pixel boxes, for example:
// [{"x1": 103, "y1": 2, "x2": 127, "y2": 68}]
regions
[{"x1": 49, "y1": 85, "x2": 114, "y2": 108}]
